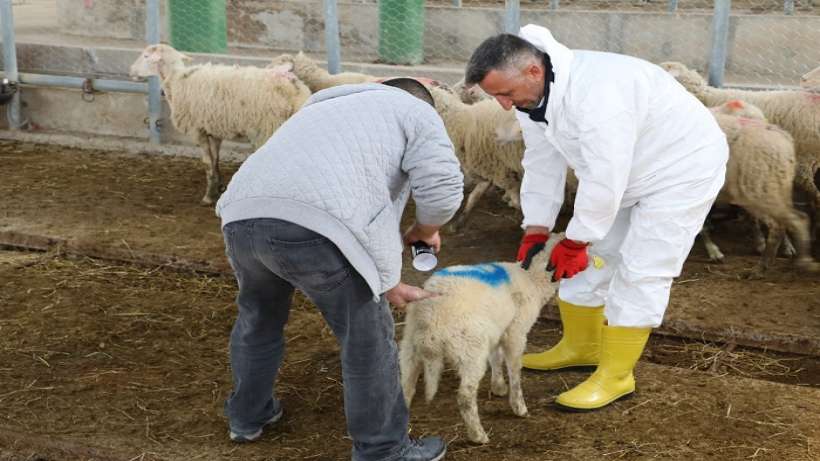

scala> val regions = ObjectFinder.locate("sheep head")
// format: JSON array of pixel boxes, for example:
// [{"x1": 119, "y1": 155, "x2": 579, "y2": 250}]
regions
[
  {"x1": 267, "y1": 62, "x2": 298, "y2": 82},
  {"x1": 711, "y1": 99, "x2": 767, "y2": 121},
  {"x1": 130, "y1": 44, "x2": 191, "y2": 80},
  {"x1": 800, "y1": 65, "x2": 820, "y2": 92},
  {"x1": 269, "y1": 52, "x2": 316, "y2": 76},
  {"x1": 519, "y1": 233, "x2": 563, "y2": 274},
  {"x1": 454, "y1": 78, "x2": 491, "y2": 105},
  {"x1": 659, "y1": 61, "x2": 708, "y2": 94}
]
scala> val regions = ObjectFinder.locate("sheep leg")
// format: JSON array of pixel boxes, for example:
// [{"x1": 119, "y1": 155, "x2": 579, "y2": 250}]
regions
[
  {"x1": 456, "y1": 353, "x2": 490, "y2": 444},
  {"x1": 699, "y1": 223, "x2": 725, "y2": 262},
  {"x1": 199, "y1": 133, "x2": 221, "y2": 205},
  {"x1": 794, "y1": 164, "x2": 819, "y2": 242},
  {"x1": 751, "y1": 218, "x2": 767, "y2": 255},
  {"x1": 759, "y1": 218, "x2": 784, "y2": 272},
  {"x1": 209, "y1": 136, "x2": 223, "y2": 191},
  {"x1": 423, "y1": 356, "x2": 444, "y2": 403},
  {"x1": 781, "y1": 208, "x2": 819, "y2": 271},
  {"x1": 450, "y1": 180, "x2": 491, "y2": 232},
  {"x1": 501, "y1": 328, "x2": 529, "y2": 418},
  {"x1": 399, "y1": 341, "x2": 422, "y2": 407},
  {"x1": 488, "y1": 345, "x2": 507, "y2": 397},
  {"x1": 813, "y1": 192, "x2": 820, "y2": 243},
  {"x1": 781, "y1": 235, "x2": 797, "y2": 258}
]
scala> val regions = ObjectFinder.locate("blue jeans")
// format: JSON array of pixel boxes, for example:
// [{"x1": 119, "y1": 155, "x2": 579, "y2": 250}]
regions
[{"x1": 223, "y1": 218, "x2": 410, "y2": 461}]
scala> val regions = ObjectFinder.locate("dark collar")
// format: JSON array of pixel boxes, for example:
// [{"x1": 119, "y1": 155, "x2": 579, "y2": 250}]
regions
[{"x1": 516, "y1": 52, "x2": 555, "y2": 125}]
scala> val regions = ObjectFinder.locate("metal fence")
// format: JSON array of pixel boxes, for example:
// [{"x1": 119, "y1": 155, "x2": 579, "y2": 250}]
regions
[{"x1": 1, "y1": 0, "x2": 819, "y2": 143}]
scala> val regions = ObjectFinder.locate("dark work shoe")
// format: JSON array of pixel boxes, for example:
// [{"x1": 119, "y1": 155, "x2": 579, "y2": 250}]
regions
[
  {"x1": 400, "y1": 436, "x2": 446, "y2": 461},
  {"x1": 229, "y1": 406, "x2": 284, "y2": 443}
]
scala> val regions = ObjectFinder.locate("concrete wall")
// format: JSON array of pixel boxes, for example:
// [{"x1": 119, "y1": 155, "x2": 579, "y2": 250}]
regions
[{"x1": 53, "y1": 0, "x2": 820, "y2": 82}]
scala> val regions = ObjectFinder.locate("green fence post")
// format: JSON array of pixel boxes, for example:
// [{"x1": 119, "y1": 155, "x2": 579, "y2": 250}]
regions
[
  {"x1": 378, "y1": 0, "x2": 425, "y2": 65},
  {"x1": 168, "y1": 0, "x2": 228, "y2": 53}
]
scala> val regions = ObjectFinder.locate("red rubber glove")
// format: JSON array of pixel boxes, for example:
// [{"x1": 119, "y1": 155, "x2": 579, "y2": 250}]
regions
[
  {"x1": 517, "y1": 233, "x2": 549, "y2": 266},
  {"x1": 547, "y1": 239, "x2": 589, "y2": 282}
]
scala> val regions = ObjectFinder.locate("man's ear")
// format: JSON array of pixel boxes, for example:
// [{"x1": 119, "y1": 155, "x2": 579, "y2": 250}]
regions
[{"x1": 524, "y1": 61, "x2": 543, "y2": 81}]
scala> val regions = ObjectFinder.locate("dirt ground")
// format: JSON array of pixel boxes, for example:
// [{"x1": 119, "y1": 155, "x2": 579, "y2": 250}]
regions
[{"x1": 1, "y1": 140, "x2": 819, "y2": 460}]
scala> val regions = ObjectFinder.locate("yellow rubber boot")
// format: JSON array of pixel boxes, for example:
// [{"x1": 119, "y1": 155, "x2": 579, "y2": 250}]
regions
[
  {"x1": 555, "y1": 325, "x2": 651, "y2": 411},
  {"x1": 521, "y1": 300, "x2": 604, "y2": 371}
]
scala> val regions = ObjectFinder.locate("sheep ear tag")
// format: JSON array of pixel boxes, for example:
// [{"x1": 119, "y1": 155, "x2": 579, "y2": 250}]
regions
[{"x1": 592, "y1": 255, "x2": 605, "y2": 269}]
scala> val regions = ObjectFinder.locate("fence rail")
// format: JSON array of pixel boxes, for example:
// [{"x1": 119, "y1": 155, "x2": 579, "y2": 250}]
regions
[{"x1": 1, "y1": 0, "x2": 818, "y2": 143}]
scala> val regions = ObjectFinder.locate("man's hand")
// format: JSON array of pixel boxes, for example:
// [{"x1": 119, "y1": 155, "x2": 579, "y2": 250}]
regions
[
  {"x1": 385, "y1": 282, "x2": 437, "y2": 308},
  {"x1": 403, "y1": 222, "x2": 441, "y2": 252},
  {"x1": 517, "y1": 227, "x2": 550, "y2": 268},
  {"x1": 547, "y1": 239, "x2": 589, "y2": 282}
]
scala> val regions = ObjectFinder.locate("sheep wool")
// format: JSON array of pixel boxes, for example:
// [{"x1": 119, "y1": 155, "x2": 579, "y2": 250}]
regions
[
  {"x1": 399, "y1": 235, "x2": 561, "y2": 444},
  {"x1": 130, "y1": 44, "x2": 311, "y2": 205},
  {"x1": 661, "y1": 61, "x2": 820, "y2": 236},
  {"x1": 268, "y1": 52, "x2": 376, "y2": 92}
]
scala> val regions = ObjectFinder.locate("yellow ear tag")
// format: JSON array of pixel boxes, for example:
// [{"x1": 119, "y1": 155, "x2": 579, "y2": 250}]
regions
[{"x1": 592, "y1": 255, "x2": 605, "y2": 269}]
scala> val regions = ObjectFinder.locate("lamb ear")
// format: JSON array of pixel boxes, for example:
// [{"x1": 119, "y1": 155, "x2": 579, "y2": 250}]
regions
[
  {"x1": 180, "y1": 53, "x2": 193, "y2": 62},
  {"x1": 520, "y1": 242, "x2": 545, "y2": 270}
]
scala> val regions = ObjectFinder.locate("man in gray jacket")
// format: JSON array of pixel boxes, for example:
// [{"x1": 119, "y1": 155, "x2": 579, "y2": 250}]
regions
[{"x1": 215, "y1": 78, "x2": 463, "y2": 461}]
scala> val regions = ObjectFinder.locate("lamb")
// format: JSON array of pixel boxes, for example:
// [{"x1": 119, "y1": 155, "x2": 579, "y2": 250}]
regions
[
  {"x1": 800, "y1": 65, "x2": 820, "y2": 91},
  {"x1": 707, "y1": 111, "x2": 817, "y2": 272},
  {"x1": 399, "y1": 234, "x2": 561, "y2": 444},
  {"x1": 130, "y1": 44, "x2": 311, "y2": 205},
  {"x1": 267, "y1": 51, "x2": 376, "y2": 92},
  {"x1": 660, "y1": 61, "x2": 820, "y2": 238}
]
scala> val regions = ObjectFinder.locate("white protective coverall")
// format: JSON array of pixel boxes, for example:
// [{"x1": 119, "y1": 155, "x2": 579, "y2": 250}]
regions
[{"x1": 515, "y1": 24, "x2": 729, "y2": 327}]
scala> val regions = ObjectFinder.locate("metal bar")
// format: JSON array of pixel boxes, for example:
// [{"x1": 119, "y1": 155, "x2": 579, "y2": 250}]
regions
[
  {"x1": 550, "y1": 0, "x2": 560, "y2": 12},
  {"x1": 452, "y1": 0, "x2": 462, "y2": 6},
  {"x1": 323, "y1": 0, "x2": 341, "y2": 75},
  {"x1": 1, "y1": 0, "x2": 23, "y2": 129},
  {"x1": 504, "y1": 0, "x2": 520, "y2": 34},
  {"x1": 145, "y1": 0, "x2": 161, "y2": 144},
  {"x1": 0, "y1": 72, "x2": 149, "y2": 93},
  {"x1": 668, "y1": 0, "x2": 678, "y2": 13},
  {"x1": 784, "y1": 0, "x2": 794, "y2": 15},
  {"x1": 708, "y1": 0, "x2": 731, "y2": 88}
]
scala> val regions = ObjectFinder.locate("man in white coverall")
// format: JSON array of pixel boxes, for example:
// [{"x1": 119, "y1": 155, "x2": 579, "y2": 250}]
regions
[{"x1": 464, "y1": 25, "x2": 729, "y2": 410}]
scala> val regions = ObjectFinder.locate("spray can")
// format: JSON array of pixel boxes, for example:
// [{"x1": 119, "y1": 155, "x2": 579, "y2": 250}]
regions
[{"x1": 410, "y1": 241, "x2": 437, "y2": 271}]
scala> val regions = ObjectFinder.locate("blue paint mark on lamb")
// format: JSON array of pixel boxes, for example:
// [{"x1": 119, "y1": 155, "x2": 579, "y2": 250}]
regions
[{"x1": 434, "y1": 263, "x2": 510, "y2": 287}]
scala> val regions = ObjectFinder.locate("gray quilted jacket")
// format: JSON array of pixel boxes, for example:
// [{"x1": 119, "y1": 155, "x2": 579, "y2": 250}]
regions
[{"x1": 216, "y1": 83, "x2": 464, "y2": 298}]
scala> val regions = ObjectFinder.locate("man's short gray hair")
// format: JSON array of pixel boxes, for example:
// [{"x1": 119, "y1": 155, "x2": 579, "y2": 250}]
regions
[
  {"x1": 465, "y1": 34, "x2": 543, "y2": 86},
  {"x1": 380, "y1": 77, "x2": 435, "y2": 108}
]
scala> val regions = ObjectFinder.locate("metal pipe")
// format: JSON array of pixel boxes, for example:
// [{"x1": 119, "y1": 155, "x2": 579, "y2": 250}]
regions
[
  {"x1": 323, "y1": 0, "x2": 341, "y2": 75},
  {"x1": 452, "y1": 0, "x2": 462, "y2": 6},
  {"x1": 145, "y1": 0, "x2": 161, "y2": 144},
  {"x1": 784, "y1": 0, "x2": 794, "y2": 15},
  {"x1": 708, "y1": 0, "x2": 731, "y2": 88},
  {"x1": 668, "y1": 0, "x2": 678, "y2": 13},
  {"x1": 1, "y1": 0, "x2": 23, "y2": 129},
  {"x1": 504, "y1": 0, "x2": 520, "y2": 34},
  {"x1": 0, "y1": 72, "x2": 148, "y2": 93},
  {"x1": 550, "y1": 0, "x2": 560, "y2": 12}
]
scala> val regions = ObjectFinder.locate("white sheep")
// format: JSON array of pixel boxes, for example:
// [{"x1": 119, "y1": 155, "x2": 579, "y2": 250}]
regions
[
  {"x1": 800, "y1": 65, "x2": 820, "y2": 91},
  {"x1": 399, "y1": 234, "x2": 561, "y2": 444},
  {"x1": 267, "y1": 51, "x2": 376, "y2": 92},
  {"x1": 660, "y1": 62, "x2": 820, "y2": 239},
  {"x1": 705, "y1": 100, "x2": 796, "y2": 259},
  {"x1": 711, "y1": 99, "x2": 767, "y2": 121},
  {"x1": 427, "y1": 86, "x2": 526, "y2": 230},
  {"x1": 130, "y1": 44, "x2": 311, "y2": 205},
  {"x1": 452, "y1": 77, "x2": 492, "y2": 105},
  {"x1": 708, "y1": 112, "x2": 818, "y2": 272}
]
